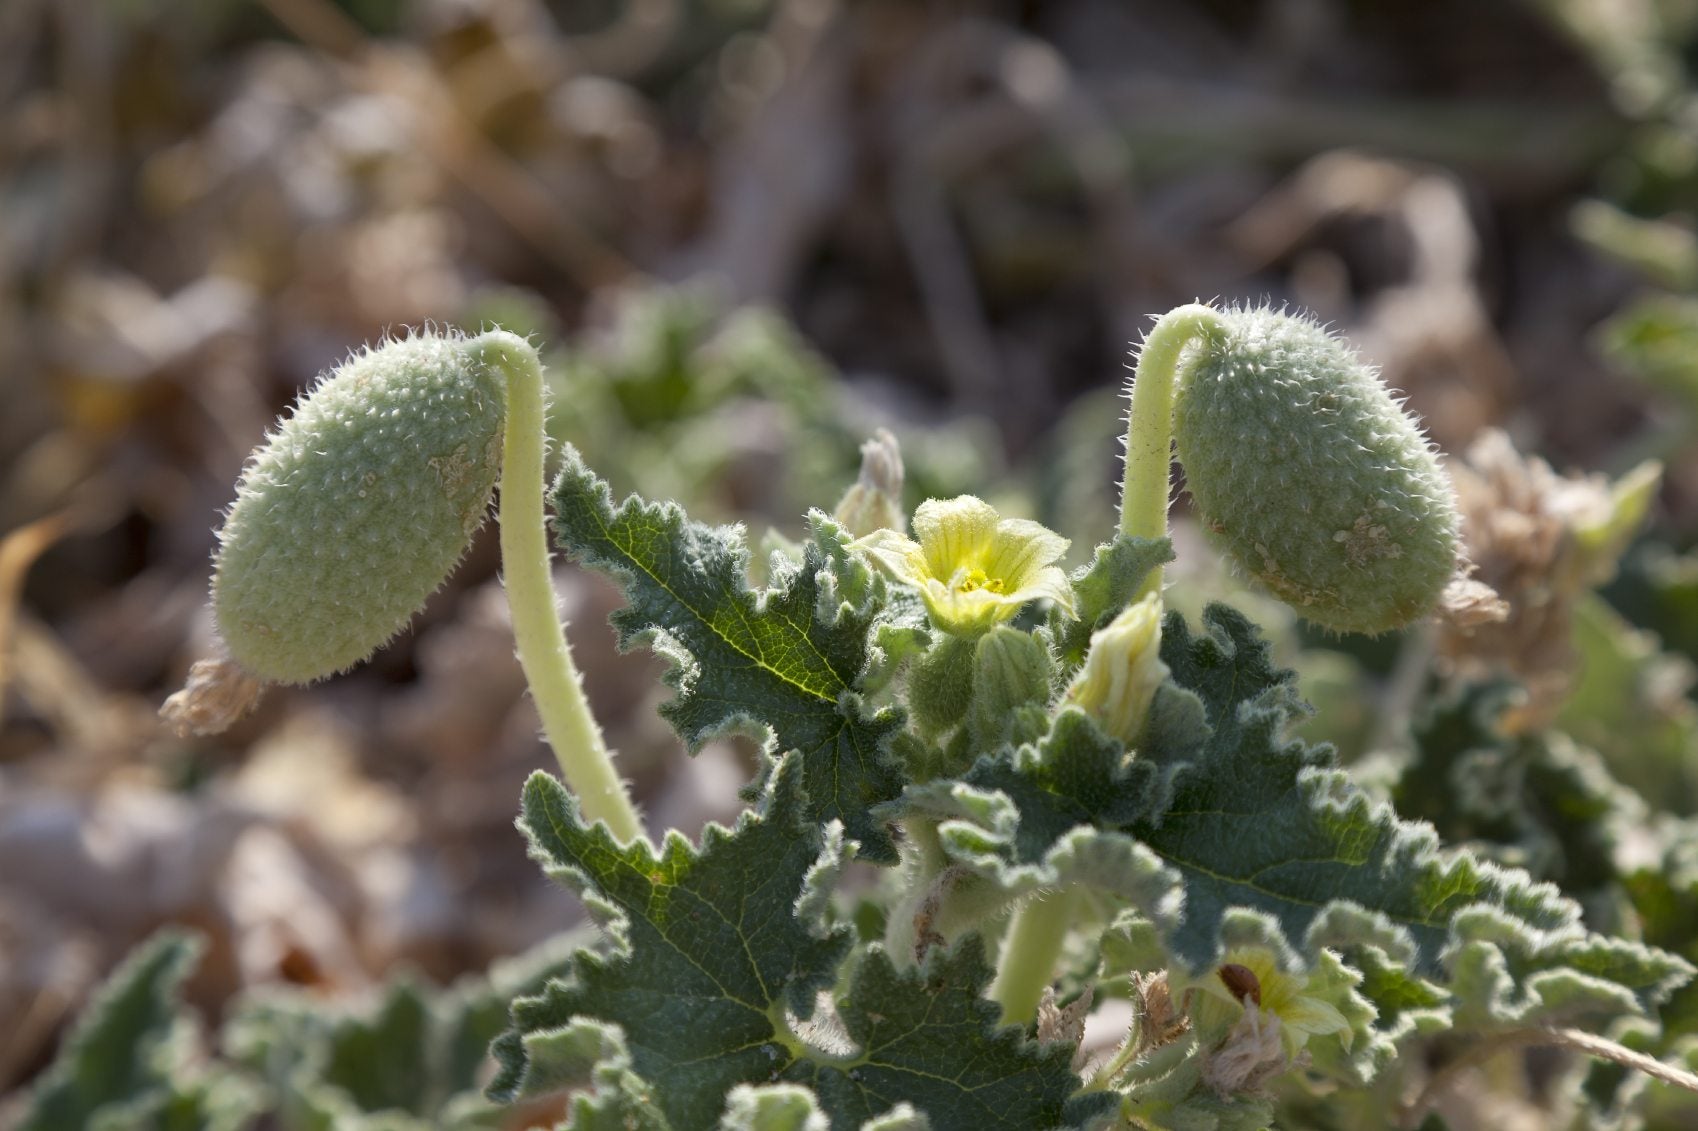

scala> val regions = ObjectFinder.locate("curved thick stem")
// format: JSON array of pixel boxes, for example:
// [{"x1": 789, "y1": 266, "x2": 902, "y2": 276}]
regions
[
  {"x1": 989, "y1": 888, "x2": 1075, "y2": 1024},
  {"x1": 1120, "y1": 304, "x2": 1226, "y2": 599},
  {"x1": 474, "y1": 331, "x2": 644, "y2": 844}
]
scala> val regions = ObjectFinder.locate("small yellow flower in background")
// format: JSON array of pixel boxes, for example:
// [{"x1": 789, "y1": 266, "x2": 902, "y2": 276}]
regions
[
  {"x1": 1063, "y1": 593, "x2": 1168, "y2": 747},
  {"x1": 855, "y1": 496, "x2": 1074, "y2": 635},
  {"x1": 1186, "y1": 947, "x2": 1351, "y2": 1061}
]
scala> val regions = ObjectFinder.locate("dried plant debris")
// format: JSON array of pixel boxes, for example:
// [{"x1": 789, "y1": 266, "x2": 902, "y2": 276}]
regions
[{"x1": 1440, "y1": 428, "x2": 1660, "y2": 728}]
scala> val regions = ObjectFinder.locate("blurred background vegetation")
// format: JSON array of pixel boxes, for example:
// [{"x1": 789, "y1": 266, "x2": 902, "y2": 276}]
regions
[{"x1": 6, "y1": 0, "x2": 1698, "y2": 1125}]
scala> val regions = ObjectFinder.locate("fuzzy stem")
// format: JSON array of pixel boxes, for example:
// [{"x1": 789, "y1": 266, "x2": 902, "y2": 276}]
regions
[
  {"x1": 474, "y1": 331, "x2": 643, "y2": 844},
  {"x1": 989, "y1": 888, "x2": 1075, "y2": 1024},
  {"x1": 884, "y1": 831, "x2": 1020, "y2": 970},
  {"x1": 1081, "y1": 1029, "x2": 1143, "y2": 1093},
  {"x1": 1120, "y1": 304, "x2": 1226, "y2": 599}
]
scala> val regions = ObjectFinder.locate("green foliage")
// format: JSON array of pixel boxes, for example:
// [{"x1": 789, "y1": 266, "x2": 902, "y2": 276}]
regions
[
  {"x1": 1145, "y1": 607, "x2": 1524, "y2": 969},
  {"x1": 1397, "y1": 681, "x2": 1635, "y2": 907},
  {"x1": 1598, "y1": 288, "x2": 1698, "y2": 413},
  {"x1": 491, "y1": 753, "x2": 852, "y2": 1118},
  {"x1": 231, "y1": 985, "x2": 474, "y2": 1129},
  {"x1": 1623, "y1": 827, "x2": 1698, "y2": 1041},
  {"x1": 779, "y1": 937, "x2": 1111, "y2": 1130},
  {"x1": 15, "y1": 932, "x2": 260, "y2": 1131},
  {"x1": 222, "y1": 935, "x2": 579, "y2": 1130},
  {"x1": 549, "y1": 448, "x2": 907, "y2": 860},
  {"x1": 547, "y1": 286, "x2": 993, "y2": 526},
  {"x1": 896, "y1": 605, "x2": 1689, "y2": 1031},
  {"x1": 77, "y1": 301, "x2": 1698, "y2": 1127},
  {"x1": 492, "y1": 752, "x2": 1105, "y2": 1130},
  {"x1": 1048, "y1": 533, "x2": 1173, "y2": 674},
  {"x1": 15, "y1": 931, "x2": 593, "y2": 1131},
  {"x1": 1560, "y1": 595, "x2": 1698, "y2": 815},
  {"x1": 1606, "y1": 542, "x2": 1698, "y2": 670}
]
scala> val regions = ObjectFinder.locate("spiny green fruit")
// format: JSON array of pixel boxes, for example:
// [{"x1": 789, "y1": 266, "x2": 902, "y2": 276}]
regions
[
  {"x1": 213, "y1": 330, "x2": 507, "y2": 683},
  {"x1": 1171, "y1": 306, "x2": 1459, "y2": 634}
]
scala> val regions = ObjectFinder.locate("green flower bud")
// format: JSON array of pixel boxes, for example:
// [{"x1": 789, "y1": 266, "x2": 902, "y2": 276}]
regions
[
  {"x1": 1062, "y1": 593, "x2": 1167, "y2": 746},
  {"x1": 211, "y1": 330, "x2": 507, "y2": 683},
  {"x1": 832, "y1": 428, "x2": 906, "y2": 539},
  {"x1": 965, "y1": 626, "x2": 1053, "y2": 753},
  {"x1": 908, "y1": 634, "x2": 977, "y2": 738},
  {"x1": 1171, "y1": 306, "x2": 1459, "y2": 633}
]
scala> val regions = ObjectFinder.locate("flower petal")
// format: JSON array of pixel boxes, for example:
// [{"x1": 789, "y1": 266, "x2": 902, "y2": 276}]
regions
[
  {"x1": 1005, "y1": 564, "x2": 1077, "y2": 618},
  {"x1": 1273, "y1": 995, "x2": 1349, "y2": 1039},
  {"x1": 924, "y1": 582, "x2": 1003, "y2": 633},
  {"x1": 854, "y1": 529, "x2": 931, "y2": 590},
  {"x1": 983, "y1": 517, "x2": 1070, "y2": 588},
  {"x1": 912, "y1": 496, "x2": 1000, "y2": 580}
]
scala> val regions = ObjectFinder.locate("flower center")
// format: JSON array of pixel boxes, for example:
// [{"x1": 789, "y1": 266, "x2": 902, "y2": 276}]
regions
[{"x1": 956, "y1": 567, "x2": 1006, "y2": 594}]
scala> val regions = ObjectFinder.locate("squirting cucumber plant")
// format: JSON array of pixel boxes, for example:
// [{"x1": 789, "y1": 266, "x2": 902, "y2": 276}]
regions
[{"x1": 50, "y1": 304, "x2": 1698, "y2": 1129}]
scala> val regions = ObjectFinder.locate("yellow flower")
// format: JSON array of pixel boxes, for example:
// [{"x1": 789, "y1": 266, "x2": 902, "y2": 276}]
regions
[
  {"x1": 855, "y1": 496, "x2": 1074, "y2": 635},
  {"x1": 1186, "y1": 948, "x2": 1351, "y2": 1060},
  {"x1": 1063, "y1": 593, "x2": 1168, "y2": 746}
]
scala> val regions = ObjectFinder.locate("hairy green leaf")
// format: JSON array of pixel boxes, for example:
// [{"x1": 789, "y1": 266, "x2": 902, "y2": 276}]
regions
[
  {"x1": 1397, "y1": 681, "x2": 1637, "y2": 910},
  {"x1": 491, "y1": 753, "x2": 853, "y2": 1124},
  {"x1": 524, "y1": 1019, "x2": 671, "y2": 1130},
  {"x1": 895, "y1": 604, "x2": 1690, "y2": 1038},
  {"x1": 1049, "y1": 534, "x2": 1173, "y2": 674},
  {"x1": 1624, "y1": 821, "x2": 1698, "y2": 1040},
  {"x1": 718, "y1": 1083, "x2": 829, "y2": 1131},
  {"x1": 1140, "y1": 606, "x2": 1690, "y2": 1018},
  {"x1": 224, "y1": 935, "x2": 579, "y2": 1130},
  {"x1": 551, "y1": 448, "x2": 905, "y2": 860},
  {"x1": 493, "y1": 754, "x2": 1105, "y2": 1130},
  {"x1": 778, "y1": 937, "x2": 1113, "y2": 1130},
  {"x1": 17, "y1": 932, "x2": 206, "y2": 1131},
  {"x1": 894, "y1": 711, "x2": 1183, "y2": 926}
]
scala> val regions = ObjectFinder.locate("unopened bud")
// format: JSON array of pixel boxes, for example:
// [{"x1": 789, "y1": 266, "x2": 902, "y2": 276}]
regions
[
  {"x1": 832, "y1": 428, "x2": 905, "y2": 538},
  {"x1": 1063, "y1": 593, "x2": 1168, "y2": 746}
]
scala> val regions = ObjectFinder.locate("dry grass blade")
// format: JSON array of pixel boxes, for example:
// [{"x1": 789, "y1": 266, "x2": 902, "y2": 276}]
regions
[{"x1": 0, "y1": 511, "x2": 73, "y2": 732}]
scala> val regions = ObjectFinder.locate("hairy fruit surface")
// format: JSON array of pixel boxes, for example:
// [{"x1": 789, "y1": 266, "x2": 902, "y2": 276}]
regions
[
  {"x1": 212, "y1": 331, "x2": 506, "y2": 682},
  {"x1": 1172, "y1": 306, "x2": 1459, "y2": 633}
]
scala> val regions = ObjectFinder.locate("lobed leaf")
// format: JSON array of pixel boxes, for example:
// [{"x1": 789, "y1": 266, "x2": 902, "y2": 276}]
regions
[
  {"x1": 778, "y1": 937, "x2": 1114, "y2": 1131},
  {"x1": 1397, "y1": 680, "x2": 1638, "y2": 908},
  {"x1": 895, "y1": 603, "x2": 1691, "y2": 1041},
  {"x1": 718, "y1": 1083, "x2": 829, "y2": 1131},
  {"x1": 1138, "y1": 607, "x2": 1690, "y2": 1019},
  {"x1": 526, "y1": 1019, "x2": 671, "y2": 1130},
  {"x1": 894, "y1": 712, "x2": 1183, "y2": 926},
  {"x1": 491, "y1": 753, "x2": 852, "y2": 1123},
  {"x1": 16, "y1": 932, "x2": 207, "y2": 1131},
  {"x1": 550, "y1": 448, "x2": 906, "y2": 860},
  {"x1": 493, "y1": 754, "x2": 1105, "y2": 1130}
]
